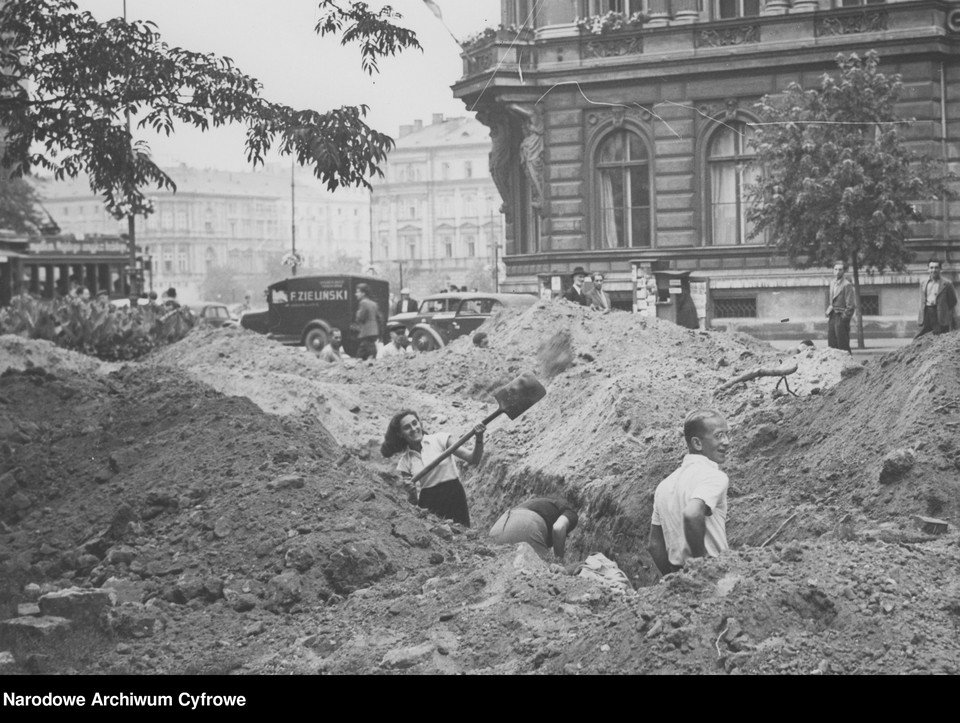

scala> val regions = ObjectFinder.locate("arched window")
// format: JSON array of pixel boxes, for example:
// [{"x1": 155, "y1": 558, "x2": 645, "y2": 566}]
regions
[
  {"x1": 595, "y1": 129, "x2": 651, "y2": 248},
  {"x1": 707, "y1": 121, "x2": 756, "y2": 246}
]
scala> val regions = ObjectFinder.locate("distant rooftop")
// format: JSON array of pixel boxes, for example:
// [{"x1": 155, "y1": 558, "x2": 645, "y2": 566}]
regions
[
  {"x1": 38, "y1": 164, "x2": 372, "y2": 202},
  {"x1": 394, "y1": 113, "x2": 489, "y2": 149}
]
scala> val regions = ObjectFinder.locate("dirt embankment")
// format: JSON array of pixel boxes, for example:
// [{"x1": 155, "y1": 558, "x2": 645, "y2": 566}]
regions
[{"x1": 1, "y1": 303, "x2": 958, "y2": 676}]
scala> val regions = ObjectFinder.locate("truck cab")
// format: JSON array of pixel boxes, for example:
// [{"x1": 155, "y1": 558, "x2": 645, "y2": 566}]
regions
[{"x1": 241, "y1": 275, "x2": 389, "y2": 355}]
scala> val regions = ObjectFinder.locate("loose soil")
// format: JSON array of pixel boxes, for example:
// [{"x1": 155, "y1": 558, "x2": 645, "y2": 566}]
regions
[{"x1": 1, "y1": 300, "x2": 958, "y2": 675}]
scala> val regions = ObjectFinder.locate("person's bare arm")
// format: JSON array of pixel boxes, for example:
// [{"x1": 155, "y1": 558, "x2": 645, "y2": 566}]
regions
[
  {"x1": 452, "y1": 424, "x2": 486, "y2": 465},
  {"x1": 647, "y1": 524, "x2": 674, "y2": 576},
  {"x1": 552, "y1": 515, "x2": 571, "y2": 559},
  {"x1": 683, "y1": 499, "x2": 710, "y2": 558}
]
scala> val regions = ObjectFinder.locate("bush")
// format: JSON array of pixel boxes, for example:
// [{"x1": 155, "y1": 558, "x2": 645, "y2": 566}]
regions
[{"x1": 0, "y1": 294, "x2": 196, "y2": 361}]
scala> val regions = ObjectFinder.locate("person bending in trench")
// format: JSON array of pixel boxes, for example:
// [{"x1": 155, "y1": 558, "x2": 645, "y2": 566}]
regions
[
  {"x1": 488, "y1": 497, "x2": 579, "y2": 562},
  {"x1": 381, "y1": 410, "x2": 485, "y2": 527}
]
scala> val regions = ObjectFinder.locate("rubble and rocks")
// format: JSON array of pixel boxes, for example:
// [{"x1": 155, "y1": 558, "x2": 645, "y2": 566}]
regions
[{"x1": 0, "y1": 306, "x2": 959, "y2": 675}]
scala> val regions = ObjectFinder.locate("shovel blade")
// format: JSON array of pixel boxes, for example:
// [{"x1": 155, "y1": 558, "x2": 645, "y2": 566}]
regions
[{"x1": 493, "y1": 371, "x2": 546, "y2": 420}]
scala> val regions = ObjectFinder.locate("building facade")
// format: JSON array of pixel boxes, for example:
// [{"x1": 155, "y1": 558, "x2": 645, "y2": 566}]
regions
[
  {"x1": 40, "y1": 165, "x2": 371, "y2": 303},
  {"x1": 452, "y1": 0, "x2": 960, "y2": 337},
  {"x1": 370, "y1": 114, "x2": 506, "y2": 297}
]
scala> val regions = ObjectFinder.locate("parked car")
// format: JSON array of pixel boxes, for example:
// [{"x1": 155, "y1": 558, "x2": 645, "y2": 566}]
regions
[
  {"x1": 190, "y1": 302, "x2": 237, "y2": 328},
  {"x1": 407, "y1": 293, "x2": 537, "y2": 352},
  {"x1": 240, "y1": 275, "x2": 389, "y2": 355},
  {"x1": 387, "y1": 293, "x2": 463, "y2": 335}
]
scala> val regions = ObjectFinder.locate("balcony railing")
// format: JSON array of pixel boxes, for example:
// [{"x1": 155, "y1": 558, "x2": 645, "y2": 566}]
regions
[{"x1": 461, "y1": 26, "x2": 535, "y2": 77}]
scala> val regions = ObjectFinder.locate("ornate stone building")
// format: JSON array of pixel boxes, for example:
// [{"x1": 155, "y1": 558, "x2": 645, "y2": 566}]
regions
[
  {"x1": 370, "y1": 115, "x2": 505, "y2": 297},
  {"x1": 41, "y1": 165, "x2": 370, "y2": 303},
  {"x1": 453, "y1": 0, "x2": 960, "y2": 337}
]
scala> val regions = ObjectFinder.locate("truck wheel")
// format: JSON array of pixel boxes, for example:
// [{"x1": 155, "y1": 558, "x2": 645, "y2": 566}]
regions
[
  {"x1": 304, "y1": 327, "x2": 328, "y2": 353},
  {"x1": 411, "y1": 329, "x2": 438, "y2": 352}
]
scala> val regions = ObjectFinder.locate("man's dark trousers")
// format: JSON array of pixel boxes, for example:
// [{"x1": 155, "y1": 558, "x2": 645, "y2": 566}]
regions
[{"x1": 828, "y1": 311, "x2": 851, "y2": 352}]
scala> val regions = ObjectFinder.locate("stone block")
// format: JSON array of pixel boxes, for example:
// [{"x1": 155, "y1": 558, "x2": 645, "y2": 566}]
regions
[
  {"x1": 380, "y1": 642, "x2": 434, "y2": 670},
  {"x1": 38, "y1": 588, "x2": 113, "y2": 627},
  {"x1": 0, "y1": 616, "x2": 72, "y2": 639}
]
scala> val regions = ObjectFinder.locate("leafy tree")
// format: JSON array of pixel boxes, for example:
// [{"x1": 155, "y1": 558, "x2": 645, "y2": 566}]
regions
[
  {"x1": 0, "y1": 0, "x2": 421, "y2": 221},
  {"x1": 746, "y1": 51, "x2": 956, "y2": 347},
  {"x1": 200, "y1": 265, "x2": 243, "y2": 303},
  {"x1": 320, "y1": 251, "x2": 365, "y2": 275},
  {"x1": 464, "y1": 259, "x2": 495, "y2": 293},
  {"x1": 0, "y1": 176, "x2": 45, "y2": 236}
]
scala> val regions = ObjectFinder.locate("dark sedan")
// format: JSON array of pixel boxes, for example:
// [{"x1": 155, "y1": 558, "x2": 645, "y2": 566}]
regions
[{"x1": 406, "y1": 293, "x2": 537, "y2": 352}]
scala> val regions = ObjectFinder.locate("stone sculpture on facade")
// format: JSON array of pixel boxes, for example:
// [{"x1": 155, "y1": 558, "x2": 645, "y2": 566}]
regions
[
  {"x1": 476, "y1": 105, "x2": 516, "y2": 224},
  {"x1": 507, "y1": 102, "x2": 546, "y2": 215}
]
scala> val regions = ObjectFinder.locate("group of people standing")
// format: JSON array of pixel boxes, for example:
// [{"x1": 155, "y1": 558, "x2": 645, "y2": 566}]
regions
[
  {"x1": 828, "y1": 257, "x2": 956, "y2": 352},
  {"x1": 380, "y1": 403, "x2": 732, "y2": 575},
  {"x1": 562, "y1": 266, "x2": 612, "y2": 311}
]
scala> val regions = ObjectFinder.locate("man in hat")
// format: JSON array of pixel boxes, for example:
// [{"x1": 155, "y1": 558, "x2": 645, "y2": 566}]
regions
[
  {"x1": 563, "y1": 267, "x2": 590, "y2": 306},
  {"x1": 394, "y1": 287, "x2": 419, "y2": 315}
]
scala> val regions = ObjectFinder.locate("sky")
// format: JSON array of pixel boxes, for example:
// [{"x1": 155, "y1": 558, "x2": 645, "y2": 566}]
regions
[{"x1": 74, "y1": 0, "x2": 500, "y2": 171}]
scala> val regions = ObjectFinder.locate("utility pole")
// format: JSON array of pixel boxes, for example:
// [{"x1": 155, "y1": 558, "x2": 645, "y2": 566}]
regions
[
  {"x1": 123, "y1": 0, "x2": 139, "y2": 302},
  {"x1": 290, "y1": 160, "x2": 297, "y2": 276},
  {"x1": 487, "y1": 196, "x2": 498, "y2": 292}
]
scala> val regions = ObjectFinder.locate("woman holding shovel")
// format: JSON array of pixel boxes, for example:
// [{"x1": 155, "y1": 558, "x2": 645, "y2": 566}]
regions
[{"x1": 381, "y1": 410, "x2": 486, "y2": 527}]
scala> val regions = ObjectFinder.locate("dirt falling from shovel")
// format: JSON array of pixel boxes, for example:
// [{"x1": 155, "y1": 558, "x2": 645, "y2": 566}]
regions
[{"x1": 537, "y1": 330, "x2": 574, "y2": 379}]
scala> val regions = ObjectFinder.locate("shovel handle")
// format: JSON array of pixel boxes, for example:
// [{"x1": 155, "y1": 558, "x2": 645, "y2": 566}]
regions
[{"x1": 410, "y1": 409, "x2": 502, "y2": 487}]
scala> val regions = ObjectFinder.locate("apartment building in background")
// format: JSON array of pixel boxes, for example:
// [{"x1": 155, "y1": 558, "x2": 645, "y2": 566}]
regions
[
  {"x1": 452, "y1": 0, "x2": 960, "y2": 337},
  {"x1": 370, "y1": 114, "x2": 505, "y2": 298},
  {"x1": 40, "y1": 164, "x2": 371, "y2": 303}
]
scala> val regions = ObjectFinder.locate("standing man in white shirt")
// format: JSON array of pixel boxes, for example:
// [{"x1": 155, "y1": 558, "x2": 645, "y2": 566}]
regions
[{"x1": 647, "y1": 409, "x2": 730, "y2": 576}]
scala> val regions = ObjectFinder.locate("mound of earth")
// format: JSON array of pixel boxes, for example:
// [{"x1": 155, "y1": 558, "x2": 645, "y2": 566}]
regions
[{"x1": 0, "y1": 303, "x2": 958, "y2": 676}]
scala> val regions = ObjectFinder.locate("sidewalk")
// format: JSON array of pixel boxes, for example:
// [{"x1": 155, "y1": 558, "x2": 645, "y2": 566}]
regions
[{"x1": 766, "y1": 336, "x2": 912, "y2": 360}]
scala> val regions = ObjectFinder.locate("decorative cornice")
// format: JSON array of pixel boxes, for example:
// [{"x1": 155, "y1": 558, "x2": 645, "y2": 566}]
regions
[
  {"x1": 815, "y1": 11, "x2": 888, "y2": 37},
  {"x1": 695, "y1": 24, "x2": 759, "y2": 48},
  {"x1": 586, "y1": 106, "x2": 651, "y2": 128},
  {"x1": 583, "y1": 35, "x2": 643, "y2": 59}
]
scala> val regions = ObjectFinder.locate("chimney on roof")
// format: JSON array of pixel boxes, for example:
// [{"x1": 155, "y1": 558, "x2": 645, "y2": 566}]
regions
[
  {"x1": 399, "y1": 124, "x2": 413, "y2": 137},
  {"x1": 432, "y1": 113, "x2": 444, "y2": 125},
  {"x1": 413, "y1": 119, "x2": 423, "y2": 132}
]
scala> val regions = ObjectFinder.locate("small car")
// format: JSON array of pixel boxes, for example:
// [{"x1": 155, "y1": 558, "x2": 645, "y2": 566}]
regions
[
  {"x1": 407, "y1": 293, "x2": 537, "y2": 352},
  {"x1": 387, "y1": 293, "x2": 463, "y2": 336},
  {"x1": 191, "y1": 302, "x2": 237, "y2": 328}
]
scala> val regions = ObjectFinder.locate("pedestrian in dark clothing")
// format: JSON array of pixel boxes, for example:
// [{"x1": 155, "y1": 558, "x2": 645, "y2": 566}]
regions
[
  {"x1": 915, "y1": 259, "x2": 957, "y2": 338},
  {"x1": 563, "y1": 266, "x2": 590, "y2": 306},
  {"x1": 354, "y1": 283, "x2": 381, "y2": 360},
  {"x1": 826, "y1": 261, "x2": 856, "y2": 352}
]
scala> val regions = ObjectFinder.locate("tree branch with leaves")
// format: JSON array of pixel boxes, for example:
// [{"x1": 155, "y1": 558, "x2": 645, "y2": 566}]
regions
[{"x1": 0, "y1": 0, "x2": 421, "y2": 220}]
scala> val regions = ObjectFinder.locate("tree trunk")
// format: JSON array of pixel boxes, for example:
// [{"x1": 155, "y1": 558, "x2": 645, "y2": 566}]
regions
[{"x1": 851, "y1": 254, "x2": 865, "y2": 349}]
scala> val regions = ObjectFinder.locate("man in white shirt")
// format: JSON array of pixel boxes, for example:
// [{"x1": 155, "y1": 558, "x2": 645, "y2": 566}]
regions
[
  {"x1": 378, "y1": 324, "x2": 413, "y2": 358},
  {"x1": 648, "y1": 409, "x2": 730, "y2": 575}
]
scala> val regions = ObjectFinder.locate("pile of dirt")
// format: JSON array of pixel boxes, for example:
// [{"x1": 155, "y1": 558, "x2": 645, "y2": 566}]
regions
[{"x1": 0, "y1": 302, "x2": 958, "y2": 676}]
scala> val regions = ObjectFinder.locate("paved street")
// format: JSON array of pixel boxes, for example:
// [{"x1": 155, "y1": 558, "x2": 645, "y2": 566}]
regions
[{"x1": 766, "y1": 336, "x2": 913, "y2": 361}]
